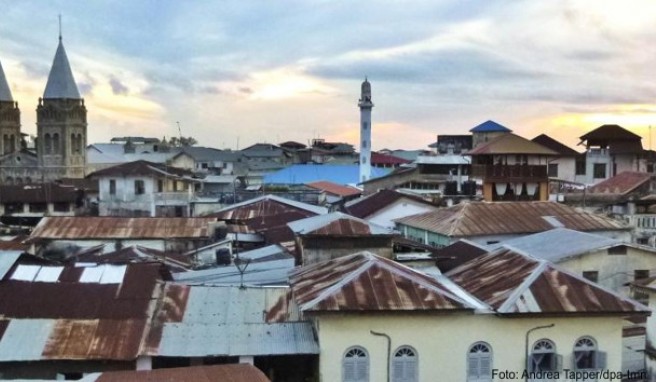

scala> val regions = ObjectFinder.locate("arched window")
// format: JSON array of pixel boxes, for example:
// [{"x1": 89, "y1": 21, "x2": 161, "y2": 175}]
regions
[
  {"x1": 529, "y1": 339, "x2": 560, "y2": 373},
  {"x1": 343, "y1": 346, "x2": 369, "y2": 382},
  {"x1": 53, "y1": 133, "x2": 60, "y2": 154},
  {"x1": 392, "y1": 346, "x2": 417, "y2": 382},
  {"x1": 44, "y1": 134, "x2": 52, "y2": 154},
  {"x1": 15, "y1": 177, "x2": 22, "y2": 184},
  {"x1": 5, "y1": 177, "x2": 13, "y2": 185},
  {"x1": 467, "y1": 342, "x2": 492, "y2": 382},
  {"x1": 2, "y1": 135, "x2": 8, "y2": 154},
  {"x1": 573, "y1": 337, "x2": 605, "y2": 370},
  {"x1": 9, "y1": 134, "x2": 15, "y2": 153}
]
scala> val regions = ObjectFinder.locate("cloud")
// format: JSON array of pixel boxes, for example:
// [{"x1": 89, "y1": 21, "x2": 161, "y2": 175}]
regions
[{"x1": 108, "y1": 76, "x2": 129, "y2": 95}]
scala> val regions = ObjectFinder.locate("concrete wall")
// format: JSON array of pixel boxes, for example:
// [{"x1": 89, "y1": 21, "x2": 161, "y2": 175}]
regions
[{"x1": 317, "y1": 313, "x2": 624, "y2": 382}]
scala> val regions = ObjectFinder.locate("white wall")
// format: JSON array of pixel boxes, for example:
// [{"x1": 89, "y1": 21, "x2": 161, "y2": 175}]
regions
[{"x1": 366, "y1": 199, "x2": 438, "y2": 230}]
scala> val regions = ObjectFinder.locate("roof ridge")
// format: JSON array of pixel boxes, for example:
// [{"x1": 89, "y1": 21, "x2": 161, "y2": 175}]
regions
[
  {"x1": 497, "y1": 256, "x2": 546, "y2": 313},
  {"x1": 298, "y1": 254, "x2": 375, "y2": 311},
  {"x1": 448, "y1": 203, "x2": 468, "y2": 236}
]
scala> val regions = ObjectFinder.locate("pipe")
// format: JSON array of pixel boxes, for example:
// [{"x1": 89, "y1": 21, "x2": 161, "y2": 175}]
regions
[
  {"x1": 370, "y1": 330, "x2": 391, "y2": 382},
  {"x1": 525, "y1": 324, "x2": 555, "y2": 382}
]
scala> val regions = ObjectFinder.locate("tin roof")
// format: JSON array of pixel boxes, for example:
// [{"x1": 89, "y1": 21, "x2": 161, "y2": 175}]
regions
[
  {"x1": 466, "y1": 133, "x2": 558, "y2": 156},
  {"x1": 434, "y1": 240, "x2": 488, "y2": 273},
  {"x1": 306, "y1": 181, "x2": 362, "y2": 197},
  {"x1": 263, "y1": 164, "x2": 390, "y2": 185},
  {"x1": 143, "y1": 284, "x2": 319, "y2": 357},
  {"x1": 87, "y1": 160, "x2": 195, "y2": 179},
  {"x1": 0, "y1": 183, "x2": 79, "y2": 203},
  {"x1": 531, "y1": 134, "x2": 580, "y2": 157},
  {"x1": 588, "y1": 171, "x2": 653, "y2": 195},
  {"x1": 486, "y1": 228, "x2": 623, "y2": 263},
  {"x1": 371, "y1": 151, "x2": 411, "y2": 165},
  {"x1": 289, "y1": 252, "x2": 477, "y2": 312},
  {"x1": 469, "y1": 120, "x2": 512, "y2": 133},
  {"x1": 447, "y1": 247, "x2": 649, "y2": 315},
  {"x1": 579, "y1": 124, "x2": 642, "y2": 141},
  {"x1": 72, "y1": 245, "x2": 191, "y2": 272},
  {"x1": 211, "y1": 194, "x2": 327, "y2": 218},
  {"x1": 93, "y1": 364, "x2": 271, "y2": 382},
  {"x1": 344, "y1": 189, "x2": 437, "y2": 219},
  {"x1": 288, "y1": 212, "x2": 393, "y2": 236},
  {"x1": 395, "y1": 201, "x2": 628, "y2": 237},
  {"x1": 0, "y1": 262, "x2": 162, "y2": 361},
  {"x1": 28, "y1": 217, "x2": 217, "y2": 240}
]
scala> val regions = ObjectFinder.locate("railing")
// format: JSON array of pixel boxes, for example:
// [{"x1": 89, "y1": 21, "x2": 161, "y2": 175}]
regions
[
  {"x1": 627, "y1": 214, "x2": 656, "y2": 230},
  {"x1": 471, "y1": 165, "x2": 548, "y2": 180}
]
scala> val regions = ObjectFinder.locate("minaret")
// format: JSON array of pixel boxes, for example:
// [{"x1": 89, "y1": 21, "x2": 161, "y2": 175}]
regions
[
  {"x1": 37, "y1": 26, "x2": 87, "y2": 179},
  {"x1": 358, "y1": 77, "x2": 373, "y2": 182},
  {"x1": 0, "y1": 60, "x2": 20, "y2": 156}
]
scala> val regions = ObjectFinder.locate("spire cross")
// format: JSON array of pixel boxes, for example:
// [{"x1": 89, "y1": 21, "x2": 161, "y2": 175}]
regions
[{"x1": 58, "y1": 14, "x2": 62, "y2": 41}]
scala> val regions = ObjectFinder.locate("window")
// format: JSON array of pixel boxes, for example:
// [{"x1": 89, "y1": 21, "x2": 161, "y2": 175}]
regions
[
  {"x1": 573, "y1": 337, "x2": 605, "y2": 370},
  {"x1": 582, "y1": 271, "x2": 599, "y2": 283},
  {"x1": 468, "y1": 342, "x2": 492, "y2": 382},
  {"x1": 362, "y1": 140, "x2": 367, "y2": 149},
  {"x1": 53, "y1": 133, "x2": 60, "y2": 154},
  {"x1": 157, "y1": 180, "x2": 164, "y2": 193},
  {"x1": 529, "y1": 339, "x2": 560, "y2": 373},
  {"x1": 593, "y1": 163, "x2": 606, "y2": 179},
  {"x1": 548, "y1": 163, "x2": 558, "y2": 177},
  {"x1": 44, "y1": 133, "x2": 52, "y2": 154},
  {"x1": 608, "y1": 245, "x2": 627, "y2": 255},
  {"x1": 634, "y1": 270, "x2": 650, "y2": 304},
  {"x1": 362, "y1": 122, "x2": 368, "y2": 130},
  {"x1": 392, "y1": 346, "x2": 417, "y2": 382},
  {"x1": 29, "y1": 203, "x2": 47, "y2": 213},
  {"x1": 343, "y1": 346, "x2": 369, "y2": 382},
  {"x1": 53, "y1": 202, "x2": 70, "y2": 212},
  {"x1": 109, "y1": 180, "x2": 116, "y2": 195},
  {"x1": 134, "y1": 180, "x2": 146, "y2": 195},
  {"x1": 575, "y1": 160, "x2": 586, "y2": 175}
]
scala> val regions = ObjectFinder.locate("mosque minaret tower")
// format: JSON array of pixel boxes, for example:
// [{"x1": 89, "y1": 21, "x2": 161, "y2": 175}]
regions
[{"x1": 358, "y1": 77, "x2": 373, "y2": 182}]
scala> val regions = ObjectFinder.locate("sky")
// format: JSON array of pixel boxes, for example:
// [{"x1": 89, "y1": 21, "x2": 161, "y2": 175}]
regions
[{"x1": 1, "y1": 1, "x2": 656, "y2": 152}]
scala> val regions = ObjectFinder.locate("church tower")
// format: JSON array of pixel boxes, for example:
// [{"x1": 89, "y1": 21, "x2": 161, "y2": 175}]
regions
[
  {"x1": 358, "y1": 78, "x2": 373, "y2": 182},
  {"x1": 0, "y1": 60, "x2": 20, "y2": 156},
  {"x1": 37, "y1": 32, "x2": 87, "y2": 179}
]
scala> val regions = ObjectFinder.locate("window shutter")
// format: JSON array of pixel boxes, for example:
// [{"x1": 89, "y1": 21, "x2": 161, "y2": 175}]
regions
[
  {"x1": 355, "y1": 357, "x2": 368, "y2": 381},
  {"x1": 596, "y1": 351, "x2": 607, "y2": 369},
  {"x1": 528, "y1": 354, "x2": 537, "y2": 373},
  {"x1": 468, "y1": 355, "x2": 480, "y2": 377},
  {"x1": 406, "y1": 357, "x2": 417, "y2": 381},
  {"x1": 479, "y1": 354, "x2": 491, "y2": 378},
  {"x1": 344, "y1": 359, "x2": 355, "y2": 381},
  {"x1": 553, "y1": 354, "x2": 563, "y2": 371}
]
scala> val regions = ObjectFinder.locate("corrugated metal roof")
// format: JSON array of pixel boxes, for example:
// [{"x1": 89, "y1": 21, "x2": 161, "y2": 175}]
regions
[
  {"x1": 344, "y1": 189, "x2": 437, "y2": 219},
  {"x1": 0, "y1": 263, "x2": 162, "y2": 361},
  {"x1": 263, "y1": 164, "x2": 390, "y2": 185},
  {"x1": 95, "y1": 364, "x2": 271, "y2": 382},
  {"x1": 589, "y1": 171, "x2": 653, "y2": 195},
  {"x1": 395, "y1": 201, "x2": 628, "y2": 237},
  {"x1": 447, "y1": 247, "x2": 649, "y2": 315},
  {"x1": 289, "y1": 252, "x2": 477, "y2": 312},
  {"x1": 288, "y1": 212, "x2": 393, "y2": 236},
  {"x1": 306, "y1": 181, "x2": 362, "y2": 197},
  {"x1": 531, "y1": 134, "x2": 580, "y2": 157},
  {"x1": 466, "y1": 133, "x2": 558, "y2": 155},
  {"x1": 0, "y1": 251, "x2": 22, "y2": 279},
  {"x1": 144, "y1": 284, "x2": 318, "y2": 357},
  {"x1": 580, "y1": 124, "x2": 642, "y2": 141},
  {"x1": 486, "y1": 228, "x2": 623, "y2": 262},
  {"x1": 414, "y1": 154, "x2": 471, "y2": 165},
  {"x1": 28, "y1": 217, "x2": 217, "y2": 240},
  {"x1": 211, "y1": 194, "x2": 327, "y2": 218},
  {"x1": 173, "y1": 258, "x2": 294, "y2": 286}
]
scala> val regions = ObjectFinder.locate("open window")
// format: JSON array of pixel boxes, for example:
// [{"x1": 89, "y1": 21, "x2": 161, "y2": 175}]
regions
[
  {"x1": 529, "y1": 339, "x2": 561, "y2": 373},
  {"x1": 573, "y1": 337, "x2": 605, "y2": 370}
]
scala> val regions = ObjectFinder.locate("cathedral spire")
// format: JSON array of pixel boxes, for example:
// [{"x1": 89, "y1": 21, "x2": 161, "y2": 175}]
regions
[
  {"x1": 0, "y1": 60, "x2": 13, "y2": 102},
  {"x1": 43, "y1": 30, "x2": 81, "y2": 99}
]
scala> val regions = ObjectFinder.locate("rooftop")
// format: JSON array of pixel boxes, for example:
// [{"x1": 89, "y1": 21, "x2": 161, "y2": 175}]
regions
[
  {"x1": 469, "y1": 120, "x2": 512, "y2": 133},
  {"x1": 466, "y1": 133, "x2": 558, "y2": 156},
  {"x1": 395, "y1": 201, "x2": 628, "y2": 237},
  {"x1": 92, "y1": 364, "x2": 271, "y2": 382},
  {"x1": 580, "y1": 124, "x2": 642, "y2": 142},
  {"x1": 288, "y1": 212, "x2": 393, "y2": 236},
  {"x1": 448, "y1": 247, "x2": 648, "y2": 315},
  {"x1": 531, "y1": 134, "x2": 580, "y2": 157},
  {"x1": 344, "y1": 189, "x2": 437, "y2": 219},
  {"x1": 588, "y1": 171, "x2": 653, "y2": 195},
  {"x1": 289, "y1": 252, "x2": 479, "y2": 312},
  {"x1": 87, "y1": 160, "x2": 195, "y2": 179},
  {"x1": 306, "y1": 180, "x2": 362, "y2": 198},
  {"x1": 0, "y1": 60, "x2": 13, "y2": 101}
]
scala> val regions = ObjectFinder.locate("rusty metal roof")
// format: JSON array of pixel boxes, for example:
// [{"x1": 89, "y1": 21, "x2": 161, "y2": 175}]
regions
[
  {"x1": 72, "y1": 245, "x2": 191, "y2": 272},
  {"x1": 344, "y1": 189, "x2": 437, "y2": 219},
  {"x1": 28, "y1": 217, "x2": 217, "y2": 240},
  {"x1": 447, "y1": 247, "x2": 649, "y2": 315},
  {"x1": 395, "y1": 201, "x2": 628, "y2": 237},
  {"x1": 0, "y1": 262, "x2": 163, "y2": 361},
  {"x1": 589, "y1": 171, "x2": 653, "y2": 195},
  {"x1": 94, "y1": 364, "x2": 271, "y2": 382},
  {"x1": 143, "y1": 284, "x2": 319, "y2": 357},
  {"x1": 288, "y1": 212, "x2": 393, "y2": 236},
  {"x1": 210, "y1": 195, "x2": 327, "y2": 220},
  {"x1": 289, "y1": 252, "x2": 477, "y2": 312},
  {"x1": 0, "y1": 183, "x2": 79, "y2": 203},
  {"x1": 306, "y1": 180, "x2": 362, "y2": 197},
  {"x1": 466, "y1": 133, "x2": 558, "y2": 156}
]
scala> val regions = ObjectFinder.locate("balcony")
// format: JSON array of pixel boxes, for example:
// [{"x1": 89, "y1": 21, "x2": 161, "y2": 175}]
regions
[
  {"x1": 471, "y1": 165, "x2": 548, "y2": 181},
  {"x1": 627, "y1": 214, "x2": 656, "y2": 231}
]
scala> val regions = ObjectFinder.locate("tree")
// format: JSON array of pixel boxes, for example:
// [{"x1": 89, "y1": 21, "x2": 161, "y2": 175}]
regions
[{"x1": 168, "y1": 136, "x2": 198, "y2": 147}]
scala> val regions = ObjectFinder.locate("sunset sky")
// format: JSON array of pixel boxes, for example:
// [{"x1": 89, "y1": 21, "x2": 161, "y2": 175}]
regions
[{"x1": 1, "y1": 1, "x2": 655, "y2": 151}]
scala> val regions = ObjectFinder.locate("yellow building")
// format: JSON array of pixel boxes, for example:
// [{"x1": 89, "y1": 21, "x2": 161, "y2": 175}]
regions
[{"x1": 287, "y1": 251, "x2": 648, "y2": 382}]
